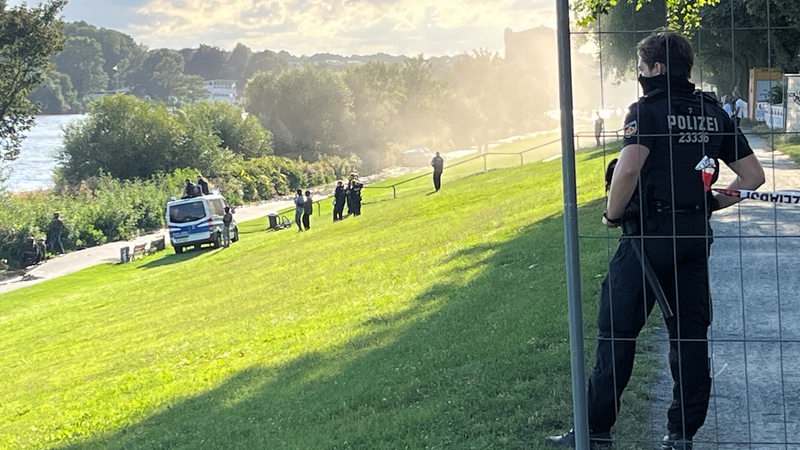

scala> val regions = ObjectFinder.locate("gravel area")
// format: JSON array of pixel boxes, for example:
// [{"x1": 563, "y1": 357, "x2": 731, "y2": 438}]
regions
[{"x1": 647, "y1": 134, "x2": 800, "y2": 449}]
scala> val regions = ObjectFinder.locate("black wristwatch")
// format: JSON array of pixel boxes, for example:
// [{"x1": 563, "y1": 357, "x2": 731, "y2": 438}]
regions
[{"x1": 603, "y1": 211, "x2": 623, "y2": 225}]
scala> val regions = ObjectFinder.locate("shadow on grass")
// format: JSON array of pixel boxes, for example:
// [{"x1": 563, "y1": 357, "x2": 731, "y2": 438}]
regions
[
  {"x1": 138, "y1": 247, "x2": 211, "y2": 269},
  {"x1": 62, "y1": 204, "x2": 611, "y2": 450}
]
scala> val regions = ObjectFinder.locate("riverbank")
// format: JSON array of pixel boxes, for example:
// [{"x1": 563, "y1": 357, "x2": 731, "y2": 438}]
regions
[{"x1": 0, "y1": 164, "x2": 422, "y2": 294}]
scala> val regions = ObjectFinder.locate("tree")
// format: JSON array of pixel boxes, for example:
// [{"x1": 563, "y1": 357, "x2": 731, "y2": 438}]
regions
[
  {"x1": 574, "y1": 0, "x2": 720, "y2": 31},
  {"x1": 245, "y1": 66, "x2": 353, "y2": 160},
  {"x1": 28, "y1": 71, "x2": 76, "y2": 114},
  {"x1": 578, "y1": 0, "x2": 800, "y2": 99},
  {"x1": 52, "y1": 36, "x2": 108, "y2": 100},
  {"x1": 395, "y1": 56, "x2": 447, "y2": 150},
  {"x1": 184, "y1": 44, "x2": 228, "y2": 80},
  {"x1": 697, "y1": 0, "x2": 800, "y2": 96},
  {"x1": 181, "y1": 101, "x2": 273, "y2": 159},
  {"x1": 342, "y1": 61, "x2": 405, "y2": 169},
  {"x1": 63, "y1": 21, "x2": 146, "y2": 91},
  {"x1": 221, "y1": 43, "x2": 251, "y2": 86},
  {"x1": 127, "y1": 48, "x2": 205, "y2": 104},
  {"x1": 59, "y1": 95, "x2": 184, "y2": 183},
  {"x1": 0, "y1": 0, "x2": 66, "y2": 166},
  {"x1": 445, "y1": 50, "x2": 512, "y2": 153}
]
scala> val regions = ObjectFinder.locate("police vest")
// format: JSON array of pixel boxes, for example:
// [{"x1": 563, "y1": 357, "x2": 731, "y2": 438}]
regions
[{"x1": 627, "y1": 89, "x2": 734, "y2": 209}]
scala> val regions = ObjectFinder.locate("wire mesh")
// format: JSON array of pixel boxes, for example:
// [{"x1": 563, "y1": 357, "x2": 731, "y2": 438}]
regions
[{"x1": 559, "y1": 0, "x2": 800, "y2": 448}]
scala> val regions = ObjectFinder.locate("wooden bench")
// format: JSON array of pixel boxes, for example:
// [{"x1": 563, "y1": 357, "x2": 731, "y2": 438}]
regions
[
  {"x1": 131, "y1": 243, "x2": 147, "y2": 260},
  {"x1": 147, "y1": 236, "x2": 165, "y2": 254}
]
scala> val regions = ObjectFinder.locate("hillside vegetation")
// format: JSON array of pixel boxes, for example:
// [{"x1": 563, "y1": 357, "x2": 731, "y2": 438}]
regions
[{"x1": 0, "y1": 150, "x2": 641, "y2": 449}]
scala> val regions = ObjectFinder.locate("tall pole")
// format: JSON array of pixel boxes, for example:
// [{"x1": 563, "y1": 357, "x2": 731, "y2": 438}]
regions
[{"x1": 555, "y1": 0, "x2": 589, "y2": 449}]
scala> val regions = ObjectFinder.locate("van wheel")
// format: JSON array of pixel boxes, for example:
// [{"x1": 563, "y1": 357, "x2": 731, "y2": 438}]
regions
[
  {"x1": 231, "y1": 227, "x2": 239, "y2": 242},
  {"x1": 174, "y1": 245, "x2": 183, "y2": 254},
  {"x1": 213, "y1": 231, "x2": 222, "y2": 248}
]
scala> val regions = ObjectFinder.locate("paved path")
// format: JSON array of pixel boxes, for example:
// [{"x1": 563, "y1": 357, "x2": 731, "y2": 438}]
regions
[
  {"x1": 0, "y1": 165, "x2": 420, "y2": 295},
  {"x1": 647, "y1": 134, "x2": 800, "y2": 449},
  {"x1": 0, "y1": 199, "x2": 294, "y2": 295}
]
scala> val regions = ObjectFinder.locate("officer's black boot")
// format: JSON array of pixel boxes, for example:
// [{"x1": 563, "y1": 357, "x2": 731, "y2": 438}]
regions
[
  {"x1": 660, "y1": 433, "x2": 693, "y2": 450},
  {"x1": 544, "y1": 428, "x2": 612, "y2": 449}
]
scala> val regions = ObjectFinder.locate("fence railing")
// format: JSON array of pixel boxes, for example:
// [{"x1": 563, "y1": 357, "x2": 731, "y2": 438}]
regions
[
  {"x1": 363, "y1": 138, "x2": 563, "y2": 199},
  {"x1": 363, "y1": 132, "x2": 624, "y2": 201}
]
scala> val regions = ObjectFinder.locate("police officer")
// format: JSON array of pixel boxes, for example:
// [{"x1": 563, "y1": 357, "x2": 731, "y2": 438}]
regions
[
  {"x1": 431, "y1": 151, "x2": 444, "y2": 191},
  {"x1": 546, "y1": 31, "x2": 764, "y2": 450}
]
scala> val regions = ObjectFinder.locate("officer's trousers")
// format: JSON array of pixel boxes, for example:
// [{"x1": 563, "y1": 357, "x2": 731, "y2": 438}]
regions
[{"x1": 587, "y1": 215, "x2": 713, "y2": 439}]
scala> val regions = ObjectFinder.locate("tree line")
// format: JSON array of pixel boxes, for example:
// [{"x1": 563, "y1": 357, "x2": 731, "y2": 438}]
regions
[
  {"x1": 574, "y1": 0, "x2": 800, "y2": 100},
  {"x1": 37, "y1": 21, "x2": 553, "y2": 176}
]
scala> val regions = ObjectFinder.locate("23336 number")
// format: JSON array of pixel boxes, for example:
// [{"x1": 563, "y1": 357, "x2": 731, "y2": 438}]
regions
[{"x1": 677, "y1": 132, "x2": 709, "y2": 143}]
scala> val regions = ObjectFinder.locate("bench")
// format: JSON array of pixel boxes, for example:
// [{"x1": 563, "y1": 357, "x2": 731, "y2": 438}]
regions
[
  {"x1": 131, "y1": 243, "x2": 147, "y2": 260},
  {"x1": 147, "y1": 236, "x2": 165, "y2": 254}
]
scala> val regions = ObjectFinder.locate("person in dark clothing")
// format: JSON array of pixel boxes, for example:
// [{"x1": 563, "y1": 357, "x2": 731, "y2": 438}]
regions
[
  {"x1": 333, "y1": 180, "x2": 346, "y2": 221},
  {"x1": 182, "y1": 179, "x2": 199, "y2": 198},
  {"x1": 594, "y1": 111, "x2": 604, "y2": 146},
  {"x1": 302, "y1": 190, "x2": 313, "y2": 230},
  {"x1": 46, "y1": 212, "x2": 66, "y2": 254},
  {"x1": 348, "y1": 174, "x2": 363, "y2": 216},
  {"x1": 197, "y1": 175, "x2": 210, "y2": 195},
  {"x1": 545, "y1": 31, "x2": 765, "y2": 450},
  {"x1": 431, "y1": 151, "x2": 444, "y2": 191}
]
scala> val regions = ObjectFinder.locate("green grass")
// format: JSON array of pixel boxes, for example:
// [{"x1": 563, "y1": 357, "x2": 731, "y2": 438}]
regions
[{"x1": 0, "y1": 145, "x2": 660, "y2": 449}]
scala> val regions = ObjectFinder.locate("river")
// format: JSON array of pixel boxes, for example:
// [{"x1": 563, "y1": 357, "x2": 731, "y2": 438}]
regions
[{"x1": 4, "y1": 114, "x2": 85, "y2": 192}]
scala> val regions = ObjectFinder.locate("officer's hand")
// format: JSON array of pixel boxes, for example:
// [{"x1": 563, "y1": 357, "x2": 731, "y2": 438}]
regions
[{"x1": 602, "y1": 212, "x2": 622, "y2": 228}]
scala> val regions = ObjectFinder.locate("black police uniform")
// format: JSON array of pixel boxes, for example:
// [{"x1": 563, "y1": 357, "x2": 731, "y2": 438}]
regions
[{"x1": 587, "y1": 75, "x2": 754, "y2": 439}]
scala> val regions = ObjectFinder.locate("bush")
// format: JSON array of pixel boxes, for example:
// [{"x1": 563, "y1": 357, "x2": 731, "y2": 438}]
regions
[{"x1": 0, "y1": 153, "x2": 360, "y2": 269}]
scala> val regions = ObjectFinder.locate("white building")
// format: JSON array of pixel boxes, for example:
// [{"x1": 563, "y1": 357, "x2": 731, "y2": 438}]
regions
[{"x1": 204, "y1": 79, "x2": 238, "y2": 104}]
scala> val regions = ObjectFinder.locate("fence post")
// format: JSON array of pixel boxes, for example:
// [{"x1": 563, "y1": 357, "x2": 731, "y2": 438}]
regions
[
  {"x1": 556, "y1": 0, "x2": 590, "y2": 447},
  {"x1": 483, "y1": 154, "x2": 487, "y2": 173},
  {"x1": 392, "y1": 185, "x2": 396, "y2": 199}
]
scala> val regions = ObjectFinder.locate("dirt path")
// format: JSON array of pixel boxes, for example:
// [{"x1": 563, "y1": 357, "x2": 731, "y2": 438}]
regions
[{"x1": 647, "y1": 133, "x2": 800, "y2": 449}]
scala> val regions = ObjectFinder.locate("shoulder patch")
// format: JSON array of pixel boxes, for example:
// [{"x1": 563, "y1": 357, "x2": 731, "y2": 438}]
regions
[{"x1": 623, "y1": 120, "x2": 637, "y2": 138}]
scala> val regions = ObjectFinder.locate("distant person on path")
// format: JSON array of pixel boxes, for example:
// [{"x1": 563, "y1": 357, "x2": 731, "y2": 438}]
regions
[
  {"x1": 733, "y1": 90, "x2": 747, "y2": 126},
  {"x1": 721, "y1": 95, "x2": 734, "y2": 118},
  {"x1": 182, "y1": 179, "x2": 199, "y2": 199},
  {"x1": 222, "y1": 206, "x2": 233, "y2": 247},
  {"x1": 333, "y1": 180, "x2": 346, "y2": 221},
  {"x1": 47, "y1": 212, "x2": 66, "y2": 255},
  {"x1": 594, "y1": 111, "x2": 604, "y2": 146},
  {"x1": 545, "y1": 31, "x2": 765, "y2": 450},
  {"x1": 431, "y1": 151, "x2": 444, "y2": 191},
  {"x1": 302, "y1": 190, "x2": 313, "y2": 230},
  {"x1": 197, "y1": 174, "x2": 210, "y2": 195},
  {"x1": 294, "y1": 189, "x2": 306, "y2": 231}
]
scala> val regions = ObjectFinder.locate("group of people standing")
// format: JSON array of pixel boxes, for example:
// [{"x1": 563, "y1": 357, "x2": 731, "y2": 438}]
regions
[
  {"x1": 332, "y1": 173, "x2": 364, "y2": 221},
  {"x1": 293, "y1": 189, "x2": 314, "y2": 231},
  {"x1": 721, "y1": 91, "x2": 747, "y2": 126}
]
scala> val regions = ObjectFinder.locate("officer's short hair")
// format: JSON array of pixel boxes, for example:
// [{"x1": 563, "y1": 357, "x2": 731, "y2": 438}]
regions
[{"x1": 637, "y1": 31, "x2": 693, "y2": 78}]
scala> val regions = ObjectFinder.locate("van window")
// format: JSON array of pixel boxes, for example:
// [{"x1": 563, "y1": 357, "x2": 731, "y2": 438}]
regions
[
  {"x1": 208, "y1": 198, "x2": 226, "y2": 216},
  {"x1": 169, "y1": 201, "x2": 207, "y2": 223}
]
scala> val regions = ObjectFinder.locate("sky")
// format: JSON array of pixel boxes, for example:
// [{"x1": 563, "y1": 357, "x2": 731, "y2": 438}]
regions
[{"x1": 10, "y1": 0, "x2": 557, "y2": 56}]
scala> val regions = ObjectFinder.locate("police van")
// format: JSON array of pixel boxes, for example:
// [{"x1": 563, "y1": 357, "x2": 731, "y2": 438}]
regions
[{"x1": 165, "y1": 194, "x2": 238, "y2": 254}]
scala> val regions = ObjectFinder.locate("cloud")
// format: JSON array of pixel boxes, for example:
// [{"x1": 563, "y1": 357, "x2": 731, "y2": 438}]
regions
[
  {"x1": 7, "y1": 0, "x2": 554, "y2": 55},
  {"x1": 128, "y1": 0, "x2": 555, "y2": 55}
]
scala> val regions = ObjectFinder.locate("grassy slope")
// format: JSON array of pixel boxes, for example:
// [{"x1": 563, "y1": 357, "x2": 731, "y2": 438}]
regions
[{"x1": 0, "y1": 147, "x2": 654, "y2": 449}]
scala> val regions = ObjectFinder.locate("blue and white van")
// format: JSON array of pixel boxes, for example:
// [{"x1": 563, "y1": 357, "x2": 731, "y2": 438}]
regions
[{"x1": 165, "y1": 194, "x2": 238, "y2": 254}]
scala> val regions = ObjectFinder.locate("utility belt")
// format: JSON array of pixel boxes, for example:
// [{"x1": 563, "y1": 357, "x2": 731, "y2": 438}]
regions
[
  {"x1": 651, "y1": 201, "x2": 708, "y2": 216},
  {"x1": 621, "y1": 200, "x2": 709, "y2": 235}
]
